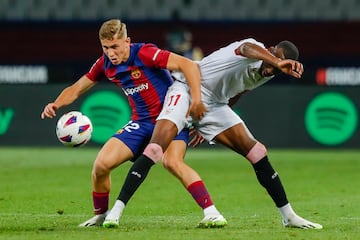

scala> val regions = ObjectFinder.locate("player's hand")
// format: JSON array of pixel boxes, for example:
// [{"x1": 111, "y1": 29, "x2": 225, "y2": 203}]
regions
[
  {"x1": 188, "y1": 127, "x2": 205, "y2": 148},
  {"x1": 278, "y1": 59, "x2": 304, "y2": 78},
  {"x1": 41, "y1": 103, "x2": 58, "y2": 119},
  {"x1": 187, "y1": 100, "x2": 207, "y2": 121}
]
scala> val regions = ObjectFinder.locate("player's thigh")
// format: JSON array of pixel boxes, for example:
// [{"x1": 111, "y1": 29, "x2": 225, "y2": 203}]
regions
[
  {"x1": 95, "y1": 137, "x2": 134, "y2": 170},
  {"x1": 215, "y1": 122, "x2": 257, "y2": 156}
]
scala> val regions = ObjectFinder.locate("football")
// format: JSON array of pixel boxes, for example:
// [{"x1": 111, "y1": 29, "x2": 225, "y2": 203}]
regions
[{"x1": 56, "y1": 111, "x2": 93, "y2": 147}]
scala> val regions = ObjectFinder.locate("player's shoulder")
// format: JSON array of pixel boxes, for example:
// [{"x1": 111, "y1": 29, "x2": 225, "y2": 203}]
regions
[
  {"x1": 137, "y1": 43, "x2": 162, "y2": 56},
  {"x1": 217, "y1": 39, "x2": 261, "y2": 53},
  {"x1": 138, "y1": 43, "x2": 159, "y2": 50},
  {"x1": 237, "y1": 38, "x2": 265, "y2": 48}
]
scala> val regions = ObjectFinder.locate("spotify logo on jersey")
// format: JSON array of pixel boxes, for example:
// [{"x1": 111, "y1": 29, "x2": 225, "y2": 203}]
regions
[
  {"x1": 305, "y1": 92, "x2": 358, "y2": 145},
  {"x1": 80, "y1": 90, "x2": 131, "y2": 144}
]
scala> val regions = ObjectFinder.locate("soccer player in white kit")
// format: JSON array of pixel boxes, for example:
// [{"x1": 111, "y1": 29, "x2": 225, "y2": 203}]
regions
[{"x1": 106, "y1": 38, "x2": 323, "y2": 229}]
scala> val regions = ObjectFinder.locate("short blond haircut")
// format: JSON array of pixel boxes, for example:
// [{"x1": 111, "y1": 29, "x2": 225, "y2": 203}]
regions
[{"x1": 99, "y1": 19, "x2": 127, "y2": 40}]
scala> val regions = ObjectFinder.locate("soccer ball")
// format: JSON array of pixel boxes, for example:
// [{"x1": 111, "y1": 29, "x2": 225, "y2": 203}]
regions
[{"x1": 56, "y1": 111, "x2": 93, "y2": 147}]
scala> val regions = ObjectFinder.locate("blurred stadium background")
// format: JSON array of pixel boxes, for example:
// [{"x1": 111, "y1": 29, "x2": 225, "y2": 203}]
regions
[{"x1": 0, "y1": 0, "x2": 359, "y2": 148}]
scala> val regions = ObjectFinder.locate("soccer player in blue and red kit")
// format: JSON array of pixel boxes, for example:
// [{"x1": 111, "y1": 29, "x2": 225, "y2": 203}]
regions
[{"x1": 41, "y1": 19, "x2": 226, "y2": 228}]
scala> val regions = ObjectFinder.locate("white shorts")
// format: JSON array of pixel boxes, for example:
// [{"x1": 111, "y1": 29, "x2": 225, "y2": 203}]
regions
[
  {"x1": 157, "y1": 81, "x2": 243, "y2": 141},
  {"x1": 193, "y1": 103, "x2": 243, "y2": 141},
  {"x1": 157, "y1": 81, "x2": 191, "y2": 133}
]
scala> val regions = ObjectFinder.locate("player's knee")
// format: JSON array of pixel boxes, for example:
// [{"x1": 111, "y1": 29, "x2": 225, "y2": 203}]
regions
[
  {"x1": 143, "y1": 143, "x2": 163, "y2": 163},
  {"x1": 92, "y1": 158, "x2": 110, "y2": 178},
  {"x1": 162, "y1": 154, "x2": 181, "y2": 172},
  {"x1": 246, "y1": 142, "x2": 267, "y2": 164},
  {"x1": 162, "y1": 157, "x2": 172, "y2": 171}
]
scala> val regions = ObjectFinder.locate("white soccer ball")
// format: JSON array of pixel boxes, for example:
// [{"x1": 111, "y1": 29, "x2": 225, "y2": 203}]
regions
[{"x1": 56, "y1": 111, "x2": 93, "y2": 147}]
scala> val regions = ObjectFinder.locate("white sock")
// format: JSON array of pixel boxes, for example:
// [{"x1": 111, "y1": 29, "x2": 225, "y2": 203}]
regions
[
  {"x1": 113, "y1": 200, "x2": 125, "y2": 212},
  {"x1": 279, "y1": 203, "x2": 297, "y2": 221},
  {"x1": 106, "y1": 200, "x2": 125, "y2": 220},
  {"x1": 203, "y1": 205, "x2": 220, "y2": 217}
]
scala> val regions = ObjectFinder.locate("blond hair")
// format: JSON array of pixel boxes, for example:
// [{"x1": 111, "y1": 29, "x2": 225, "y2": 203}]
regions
[{"x1": 99, "y1": 19, "x2": 127, "y2": 40}]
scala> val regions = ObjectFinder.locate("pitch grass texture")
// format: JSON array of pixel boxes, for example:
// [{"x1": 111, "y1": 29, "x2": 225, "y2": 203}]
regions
[{"x1": 0, "y1": 147, "x2": 359, "y2": 240}]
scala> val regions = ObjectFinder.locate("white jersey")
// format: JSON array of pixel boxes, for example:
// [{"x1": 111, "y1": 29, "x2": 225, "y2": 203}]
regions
[
  {"x1": 174, "y1": 38, "x2": 273, "y2": 104},
  {"x1": 159, "y1": 39, "x2": 274, "y2": 141}
]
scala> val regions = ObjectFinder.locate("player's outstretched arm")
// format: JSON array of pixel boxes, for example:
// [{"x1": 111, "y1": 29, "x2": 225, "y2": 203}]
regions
[{"x1": 40, "y1": 75, "x2": 95, "y2": 119}]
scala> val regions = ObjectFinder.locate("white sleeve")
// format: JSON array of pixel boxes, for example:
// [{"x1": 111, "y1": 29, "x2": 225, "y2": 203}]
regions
[{"x1": 239, "y1": 38, "x2": 266, "y2": 49}]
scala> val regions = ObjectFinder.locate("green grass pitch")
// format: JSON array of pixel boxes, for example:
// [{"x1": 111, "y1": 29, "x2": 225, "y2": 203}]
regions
[{"x1": 0, "y1": 147, "x2": 359, "y2": 240}]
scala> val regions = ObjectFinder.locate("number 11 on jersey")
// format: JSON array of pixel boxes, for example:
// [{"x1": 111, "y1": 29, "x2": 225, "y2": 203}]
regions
[{"x1": 167, "y1": 94, "x2": 181, "y2": 106}]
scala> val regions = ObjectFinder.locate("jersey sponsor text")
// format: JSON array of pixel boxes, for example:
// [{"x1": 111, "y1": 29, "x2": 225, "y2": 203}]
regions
[{"x1": 123, "y1": 83, "x2": 149, "y2": 96}]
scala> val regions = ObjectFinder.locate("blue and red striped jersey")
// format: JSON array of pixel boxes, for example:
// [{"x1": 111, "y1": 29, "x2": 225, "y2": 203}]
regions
[{"x1": 86, "y1": 43, "x2": 174, "y2": 123}]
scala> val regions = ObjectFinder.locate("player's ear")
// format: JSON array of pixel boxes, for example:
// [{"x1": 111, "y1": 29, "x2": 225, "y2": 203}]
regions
[{"x1": 268, "y1": 46, "x2": 275, "y2": 54}]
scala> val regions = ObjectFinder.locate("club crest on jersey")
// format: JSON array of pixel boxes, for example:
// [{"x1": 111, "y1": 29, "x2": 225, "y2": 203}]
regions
[{"x1": 131, "y1": 68, "x2": 141, "y2": 79}]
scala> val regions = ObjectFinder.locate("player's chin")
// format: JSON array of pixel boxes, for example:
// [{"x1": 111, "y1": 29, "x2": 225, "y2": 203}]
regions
[{"x1": 111, "y1": 59, "x2": 120, "y2": 65}]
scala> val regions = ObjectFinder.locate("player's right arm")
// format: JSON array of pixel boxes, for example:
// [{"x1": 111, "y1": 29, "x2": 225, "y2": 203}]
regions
[
  {"x1": 41, "y1": 75, "x2": 96, "y2": 119},
  {"x1": 237, "y1": 41, "x2": 303, "y2": 78},
  {"x1": 237, "y1": 42, "x2": 281, "y2": 67},
  {"x1": 41, "y1": 56, "x2": 105, "y2": 119}
]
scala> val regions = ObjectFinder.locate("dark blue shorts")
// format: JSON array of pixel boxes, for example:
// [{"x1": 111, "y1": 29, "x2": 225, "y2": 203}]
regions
[{"x1": 112, "y1": 120, "x2": 189, "y2": 161}]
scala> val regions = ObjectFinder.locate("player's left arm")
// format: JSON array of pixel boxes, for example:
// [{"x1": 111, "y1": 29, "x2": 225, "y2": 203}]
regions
[
  {"x1": 139, "y1": 44, "x2": 206, "y2": 120},
  {"x1": 188, "y1": 127, "x2": 205, "y2": 148}
]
